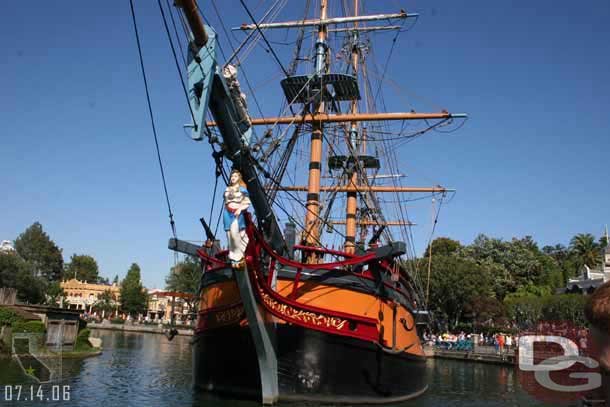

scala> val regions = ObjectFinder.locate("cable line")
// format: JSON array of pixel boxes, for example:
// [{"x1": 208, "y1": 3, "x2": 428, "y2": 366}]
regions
[
  {"x1": 158, "y1": 0, "x2": 198, "y2": 131},
  {"x1": 238, "y1": 0, "x2": 290, "y2": 77},
  {"x1": 129, "y1": 0, "x2": 177, "y2": 238},
  {"x1": 165, "y1": 0, "x2": 188, "y2": 67}
]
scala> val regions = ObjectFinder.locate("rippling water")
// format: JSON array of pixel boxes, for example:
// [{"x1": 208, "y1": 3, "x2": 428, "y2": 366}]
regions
[{"x1": 0, "y1": 330, "x2": 554, "y2": 406}]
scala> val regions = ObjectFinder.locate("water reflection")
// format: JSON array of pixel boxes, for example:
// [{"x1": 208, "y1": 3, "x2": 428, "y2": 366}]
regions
[{"x1": 0, "y1": 330, "x2": 554, "y2": 406}]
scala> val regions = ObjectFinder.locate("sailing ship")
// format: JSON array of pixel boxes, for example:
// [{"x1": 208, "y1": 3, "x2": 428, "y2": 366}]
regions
[{"x1": 150, "y1": 0, "x2": 466, "y2": 404}]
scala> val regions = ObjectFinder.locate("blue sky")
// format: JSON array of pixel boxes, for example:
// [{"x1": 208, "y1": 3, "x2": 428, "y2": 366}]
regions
[{"x1": 1, "y1": 0, "x2": 609, "y2": 288}]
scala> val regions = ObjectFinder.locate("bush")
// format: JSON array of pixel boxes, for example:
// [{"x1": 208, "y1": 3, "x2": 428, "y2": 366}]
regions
[
  {"x1": 0, "y1": 307, "x2": 24, "y2": 326},
  {"x1": 505, "y1": 294, "x2": 544, "y2": 328},
  {"x1": 11, "y1": 321, "x2": 45, "y2": 334},
  {"x1": 76, "y1": 328, "x2": 91, "y2": 341},
  {"x1": 110, "y1": 318, "x2": 124, "y2": 324},
  {"x1": 541, "y1": 294, "x2": 587, "y2": 326},
  {"x1": 74, "y1": 328, "x2": 93, "y2": 351},
  {"x1": 77, "y1": 328, "x2": 91, "y2": 339},
  {"x1": 505, "y1": 294, "x2": 587, "y2": 329}
]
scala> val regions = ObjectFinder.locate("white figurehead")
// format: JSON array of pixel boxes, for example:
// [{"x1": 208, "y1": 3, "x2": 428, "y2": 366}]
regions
[{"x1": 223, "y1": 169, "x2": 251, "y2": 266}]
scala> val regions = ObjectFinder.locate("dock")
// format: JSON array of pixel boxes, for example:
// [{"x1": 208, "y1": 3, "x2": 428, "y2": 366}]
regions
[{"x1": 424, "y1": 345, "x2": 516, "y2": 366}]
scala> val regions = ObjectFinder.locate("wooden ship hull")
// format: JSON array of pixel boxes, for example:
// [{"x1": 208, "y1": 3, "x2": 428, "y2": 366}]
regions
[
  {"x1": 193, "y1": 322, "x2": 427, "y2": 403},
  {"x1": 189, "y1": 219, "x2": 428, "y2": 403}
]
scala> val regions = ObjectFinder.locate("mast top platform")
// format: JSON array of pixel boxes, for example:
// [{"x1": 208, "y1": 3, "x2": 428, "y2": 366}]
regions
[{"x1": 281, "y1": 74, "x2": 360, "y2": 104}]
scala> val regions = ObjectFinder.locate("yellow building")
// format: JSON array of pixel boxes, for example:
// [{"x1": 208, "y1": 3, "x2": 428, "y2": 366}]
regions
[
  {"x1": 146, "y1": 289, "x2": 194, "y2": 324},
  {"x1": 60, "y1": 278, "x2": 120, "y2": 313}
]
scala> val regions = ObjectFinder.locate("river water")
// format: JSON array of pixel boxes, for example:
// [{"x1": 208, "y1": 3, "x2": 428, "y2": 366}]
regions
[{"x1": 0, "y1": 330, "x2": 553, "y2": 406}]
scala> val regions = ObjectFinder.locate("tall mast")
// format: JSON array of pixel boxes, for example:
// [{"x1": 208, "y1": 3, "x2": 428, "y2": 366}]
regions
[
  {"x1": 303, "y1": 0, "x2": 329, "y2": 253},
  {"x1": 345, "y1": 0, "x2": 359, "y2": 254},
  {"x1": 220, "y1": 3, "x2": 467, "y2": 256}
]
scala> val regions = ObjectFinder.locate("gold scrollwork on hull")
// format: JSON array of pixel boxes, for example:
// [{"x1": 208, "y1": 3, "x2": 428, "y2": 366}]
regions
[{"x1": 260, "y1": 292, "x2": 348, "y2": 331}]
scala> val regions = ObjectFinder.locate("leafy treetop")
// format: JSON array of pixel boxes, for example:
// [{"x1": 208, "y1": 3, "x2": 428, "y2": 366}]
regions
[
  {"x1": 14, "y1": 222, "x2": 63, "y2": 281},
  {"x1": 64, "y1": 254, "x2": 99, "y2": 283}
]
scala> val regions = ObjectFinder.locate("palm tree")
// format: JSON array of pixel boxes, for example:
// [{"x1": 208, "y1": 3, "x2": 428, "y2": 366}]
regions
[{"x1": 570, "y1": 233, "x2": 599, "y2": 269}]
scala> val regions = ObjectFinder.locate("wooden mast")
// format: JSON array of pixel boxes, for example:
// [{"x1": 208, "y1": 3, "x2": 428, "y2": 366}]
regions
[
  {"x1": 345, "y1": 0, "x2": 359, "y2": 254},
  {"x1": 359, "y1": 127, "x2": 369, "y2": 244},
  {"x1": 303, "y1": 0, "x2": 329, "y2": 254},
  {"x1": 174, "y1": 0, "x2": 208, "y2": 49},
  {"x1": 215, "y1": 2, "x2": 467, "y2": 255}
]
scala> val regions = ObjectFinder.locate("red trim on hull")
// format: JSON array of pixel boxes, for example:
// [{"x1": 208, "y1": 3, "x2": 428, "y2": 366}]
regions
[
  {"x1": 243, "y1": 217, "x2": 380, "y2": 342},
  {"x1": 195, "y1": 214, "x2": 419, "y2": 344}
]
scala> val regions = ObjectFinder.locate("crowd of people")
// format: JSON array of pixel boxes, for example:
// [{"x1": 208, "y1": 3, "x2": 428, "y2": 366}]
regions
[{"x1": 423, "y1": 331, "x2": 518, "y2": 353}]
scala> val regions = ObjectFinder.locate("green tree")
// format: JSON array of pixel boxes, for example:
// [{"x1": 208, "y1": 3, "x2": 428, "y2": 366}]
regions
[
  {"x1": 93, "y1": 289, "x2": 116, "y2": 317},
  {"x1": 541, "y1": 294, "x2": 587, "y2": 326},
  {"x1": 165, "y1": 257, "x2": 201, "y2": 313},
  {"x1": 543, "y1": 244, "x2": 567, "y2": 259},
  {"x1": 570, "y1": 233, "x2": 600, "y2": 269},
  {"x1": 44, "y1": 281, "x2": 65, "y2": 307},
  {"x1": 535, "y1": 252, "x2": 563, "y2": 290},
  {"x1": 463, "y1": 295, "x2": 507, "y2": 327},
  {"x1": 120, "y1": 263, "x2": 148, "y2": 317},
  {"x1": 543, "y1": 244, "x2": 580, "y2": 284},
  {"x1": 461, "y1": 234, "x2": 558, "y2": 298},
  {"x1": 14, "y1": 222, "x2": 63, "y2": 281},
  {"x1": 428, "y1": 255, "x2": 494, "y2": 328},
  {"x1": 65, "y1": 254, "x2": 99, "y2": 283},
  {"x1": 504, "y1": 294, "x2": 544, "y2": 328},
  {"x1": 424, "y1": 237, "x2": 461, "y2": 257},
  {"x1": 600, "y1": 235, "x2": 609, "y2": 249},
  {"x1": 0, "y1": 253, "x2": 45, "y2": 304},
  {"x1": 112, "y1": 275, "x2": 119, "y2": 285}
]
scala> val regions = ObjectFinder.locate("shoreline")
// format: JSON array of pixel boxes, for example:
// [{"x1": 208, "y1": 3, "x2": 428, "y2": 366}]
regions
[
  {"x1": 87, "y1": 326, "x2": 517, "y2": 366},
  {"x1": 424, "y1": 346, "x2": 516, "y2": 366},
  {"x1": 88, "y1": 322, "x2": 194, "y2": 336},
  {"x1": 0, "y1": 350, "x2": 102, "y2": 359}
]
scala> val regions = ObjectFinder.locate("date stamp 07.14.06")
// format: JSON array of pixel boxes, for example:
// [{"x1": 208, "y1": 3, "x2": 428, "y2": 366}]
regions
[{"x1": 3, "y1": 385, "x2": 71, "y2": 402}]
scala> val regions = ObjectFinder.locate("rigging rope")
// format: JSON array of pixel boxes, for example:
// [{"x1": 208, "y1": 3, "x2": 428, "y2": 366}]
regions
[
  {"x1": 158, "y1": 0, "x2": 198, "y2": 131},
  {"x1": 227, "y1": 0, "x2": 287, "y2": 67},
  {"x1": 129, "y1": 0, "x2": 177, "y2": 239},
  {"x1": 197, "y1": 0, "x2": 269, "y2": 131},
  {"x1": 425, "y1": 196, "x2": 444, "y2": 306},
  {"x1": 287, "y1": 0, "x2": 311, "y2": 75},
  {"x1": 238, "y1": 0, "x2": 290, "y2": 77},
  {"x1": 360, "y1": 31, "x2": 426, "y2": 292},
  {"x1": 165, "y1": 0, "x2": 188, "y2": 67}
]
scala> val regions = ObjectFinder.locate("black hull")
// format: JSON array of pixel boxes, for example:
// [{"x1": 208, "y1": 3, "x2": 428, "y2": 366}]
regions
[
  {"x1": 192, "y1": 323, "x2": 428, "y2": 404},
  {"x1": 192, "y1": 324, "x2": 262, "y2": 399}
]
